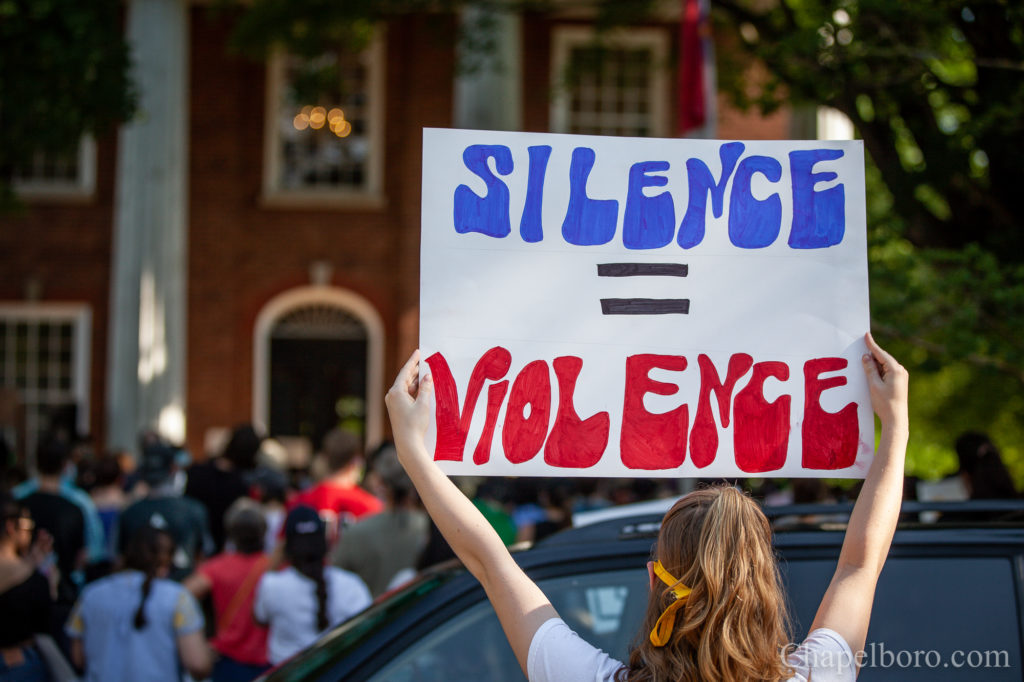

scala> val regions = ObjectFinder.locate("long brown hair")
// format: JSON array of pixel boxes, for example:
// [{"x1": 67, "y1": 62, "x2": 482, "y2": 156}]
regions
[{"x1": 618, "y1": 485, "x2": 793, "y2": 682}]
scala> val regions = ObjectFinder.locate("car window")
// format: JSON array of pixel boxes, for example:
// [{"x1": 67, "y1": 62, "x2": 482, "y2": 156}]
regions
[
  {"x1": 265, "y1": 571, "x2": 460, "y2": 682},
  {"x1": 370, "y1": 554, "x2": 1023, "y2": 682},
  {"x1": 367, "y1": 568, "x2": 649, "y2": 682},
  {"x1": 782, "y1": 556, "x2": 1022, "y2": 680}
]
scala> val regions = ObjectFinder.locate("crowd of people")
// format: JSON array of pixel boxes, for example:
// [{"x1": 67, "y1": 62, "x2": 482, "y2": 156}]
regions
[
  {"x1": 0, "y1": 419, "x2": 673, "y2": 682},
  {"x1": 0, "y1": 399, "x2": 1019, "y2": 682},
  {"x1": 0, "y1": 422, "x2": 384, "y2": 682}
]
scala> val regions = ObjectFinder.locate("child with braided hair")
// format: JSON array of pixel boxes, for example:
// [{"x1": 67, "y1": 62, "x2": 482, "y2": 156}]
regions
[
  {"x1": 66, "y1": 525, "x2": 211, "y2": 681},
  {"x1": 253, "y1": 505, "x2": 371, "y2": 665}
]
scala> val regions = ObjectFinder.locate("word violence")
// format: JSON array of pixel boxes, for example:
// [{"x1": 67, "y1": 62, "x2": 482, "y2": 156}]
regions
[{"x1": 426, "y1": 349, "x2": 859, "y2": 473}]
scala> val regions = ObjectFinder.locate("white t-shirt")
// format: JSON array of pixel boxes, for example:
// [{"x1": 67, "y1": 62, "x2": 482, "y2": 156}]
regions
[
  {"x1": 527, "y1": 618, "x2": 856, "y2": 682},
  {"x1": 254, "y1": 565, "x2": 372, "y2": 664}
]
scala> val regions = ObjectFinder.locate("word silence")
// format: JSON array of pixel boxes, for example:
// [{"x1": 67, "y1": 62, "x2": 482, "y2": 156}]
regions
[
  {"x1": 454, "y1": 141, "x2": 845, "y2": 251},
  {"x1": 426, "y1": 348, "x2": 860, "y2": 475}
]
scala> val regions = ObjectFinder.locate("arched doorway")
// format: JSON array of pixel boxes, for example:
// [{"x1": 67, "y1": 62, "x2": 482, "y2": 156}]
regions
[{"x1": 253, "y1": 287, "x2": 384, "y2": 451}]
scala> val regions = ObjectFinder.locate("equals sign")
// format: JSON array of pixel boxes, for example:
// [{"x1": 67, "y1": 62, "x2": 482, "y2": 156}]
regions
[{"x1": 597, "y1": 263, "x2": 689, "y2": 315}]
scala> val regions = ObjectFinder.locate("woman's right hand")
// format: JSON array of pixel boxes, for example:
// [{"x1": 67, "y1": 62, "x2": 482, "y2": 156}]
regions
[
  {"x1": 385, "y1": 350, "x2": 434, "y2": 450},
  {"x1": 861, "y1": 332, "x2": 909, "y2": 430}
]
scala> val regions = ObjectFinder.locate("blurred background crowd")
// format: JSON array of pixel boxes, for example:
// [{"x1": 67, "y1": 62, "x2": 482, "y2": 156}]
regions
[
  {"x1": 1, "y1": 418, "x2": 1017, "y2": 681},
  {"x1": 2, "y1": 0, "x2": 1022, "y2": 680}
]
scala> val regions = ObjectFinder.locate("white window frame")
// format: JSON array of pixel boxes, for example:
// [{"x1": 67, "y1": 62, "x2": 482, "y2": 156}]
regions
[
  {"x1": 13, "y1": 137, "x2": 97, "y2": 202},
  {"x1": 550, "y1": 25, "x2": 670, "y2": 137},
  {"x1": 0, "y1": 303, "x2": 92, "y2": 470},
  {"x1": 261, "y1": 33, "x2": 386, "y2": 209},
  {"x1": 252, "y1": 286, "x2": 385, "y2": 451}
]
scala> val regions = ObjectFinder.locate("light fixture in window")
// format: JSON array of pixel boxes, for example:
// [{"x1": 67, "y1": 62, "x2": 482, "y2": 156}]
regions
[
  {"x1": 309, "y1": 106, "x2": 327, "y2": 129},
  {"x1": 332, "y1": 120, "x2": 352, "y2": 138},
  {"x1": 264, "y1": 35, "x2": 384, "y2": 198}
]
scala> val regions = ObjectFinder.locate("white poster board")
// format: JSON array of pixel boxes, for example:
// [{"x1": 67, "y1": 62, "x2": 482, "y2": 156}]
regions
[{"x1": 420, "y1": 128, "x2": 872, "y2": 478}]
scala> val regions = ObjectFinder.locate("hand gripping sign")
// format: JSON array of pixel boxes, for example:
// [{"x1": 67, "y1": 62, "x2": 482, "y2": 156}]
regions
[{"x1": 420, "y1": 128, "x2": 872, "y2": 478}]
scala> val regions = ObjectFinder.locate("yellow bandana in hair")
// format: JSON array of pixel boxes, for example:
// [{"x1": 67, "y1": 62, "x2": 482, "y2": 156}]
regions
[{"x1": 649, "y1": 560, "x2": 692, "y2": 647}]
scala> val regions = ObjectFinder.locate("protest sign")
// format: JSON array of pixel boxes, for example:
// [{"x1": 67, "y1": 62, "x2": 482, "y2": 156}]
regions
[{"x1": 420, "y1": 128, "x2": 872, "y2": 478}]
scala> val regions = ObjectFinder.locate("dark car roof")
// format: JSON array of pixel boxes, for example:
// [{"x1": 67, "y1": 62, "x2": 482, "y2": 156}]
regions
[{"x1": 265, "y1": 500, "x2": 1024, "y2": 681}]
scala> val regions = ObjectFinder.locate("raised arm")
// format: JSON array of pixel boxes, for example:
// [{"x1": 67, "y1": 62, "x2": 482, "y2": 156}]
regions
[
  {"x1": 811, "y1": 332, "x2": 909, "y2": 659},
  {"x1": 385, "y1": 351, "x2": 557, "y2": 675}
]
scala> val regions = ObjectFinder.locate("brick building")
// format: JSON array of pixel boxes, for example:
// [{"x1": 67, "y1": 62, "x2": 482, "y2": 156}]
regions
[{"x1": 0, "y1": 1, "x2": 804, "y2": 468}]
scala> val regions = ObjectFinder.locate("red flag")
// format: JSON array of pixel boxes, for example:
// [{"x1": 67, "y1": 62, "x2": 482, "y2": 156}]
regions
[{"x1": 678, "y1": 0, "x2": 707, "y2": 134}]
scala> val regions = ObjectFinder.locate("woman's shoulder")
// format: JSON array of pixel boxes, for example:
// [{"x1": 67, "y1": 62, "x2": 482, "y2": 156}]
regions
[
  {"x1": 122, "y1": 572, "x2": 193, "y2": 608},
  {"x1": 0, "y1": 559, "x2": 36, "y2": 595},
  {"x1": 259, "y1": 566, "x2": 311, "y2": 595},
  {"x1": 528, "y1": 618, "x2": 624, "y2": 682},
  {"x1": 325, "y1": 565, "x2": 370, "y2": 589},
  {"x1": 97, "y1": 571, "x2": 187, "y2": 596},
  {"x1": 152, "y1": 574, "x2": 190, "y2": 594},
  {"x1": 81, "y1": 569, "x2": 141, "y2": 595},
  {"x1": 259, "y1": 565, "x2": 292, "y2": 584},
  {"x1": 79, "y1": 571, "x2": 185, "y2": 609},
  {"x1": 0, "y1": 565, "x2": 48, "y2": 601},
  {"x1": 785, "y1": 628, "x2": 856, "y2": 682}
]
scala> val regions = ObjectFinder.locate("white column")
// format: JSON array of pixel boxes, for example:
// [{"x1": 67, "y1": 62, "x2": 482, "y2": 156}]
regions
[
  {"x1": 107, "y1": 0, "x2": 189, "y2": 450},
  {"x1": 454, "y1": 6, "x2": 522, "y2": 131}
]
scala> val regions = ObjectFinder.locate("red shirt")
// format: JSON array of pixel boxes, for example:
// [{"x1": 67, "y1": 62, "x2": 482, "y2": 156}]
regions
[
  {"x1": 289, "y1": 482, "x2": 382, "y2": 522},
  {"x1": 198, "y1": 552, "x2": 270, "y2": 665},
  {"x1": 289, "y1": 482, "x2": 383, "y2": 544}
]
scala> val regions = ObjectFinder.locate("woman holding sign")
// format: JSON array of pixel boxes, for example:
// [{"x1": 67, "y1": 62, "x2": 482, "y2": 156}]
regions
[{"x1": 386, "y1": 332, "x2": 908, "y2": 681}]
